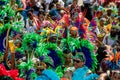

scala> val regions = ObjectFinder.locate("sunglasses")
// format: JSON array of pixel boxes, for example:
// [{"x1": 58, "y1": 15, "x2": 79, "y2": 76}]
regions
[
  {"x1": 73, "y1": 59, "x2": 82, "y2": 63},
  {"x1": 36, "y1": 69, "x2": 44, "y2": 71}
]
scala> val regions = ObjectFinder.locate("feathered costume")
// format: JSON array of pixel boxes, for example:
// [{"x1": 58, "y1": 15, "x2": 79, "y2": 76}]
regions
[
  {"x1": 35, "y1": 69, "x2": 60, "y2": 80},
  {"x1": 75, "y1": 12, "x2": 90, "y2": 39},
  {"x1": 0, "y1": 64, "x2": 24, "y2": 80},
  {"x1": 0, "y1": 0, "x2": 24, "y2": 53},
  {"x1": 61, "y1": 35, "x2": 98, "y2": 71},
  {"x1": 103, "y1": 51, "x2": 120, "y2": 70},
  {"x1": 36, "y1": 42, "x2": 64, "y2": 69},
  {"x1": 72, "y1": 66, "x2": 99, "y2": 80},
  {"x1": 98, "y1": 45, "x2": 120, "y2": 70}
]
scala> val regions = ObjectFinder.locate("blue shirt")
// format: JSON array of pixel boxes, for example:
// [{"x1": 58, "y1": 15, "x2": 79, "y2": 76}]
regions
[{"x1": 49, "y1": 8, "x2": 61, "y2": 20}]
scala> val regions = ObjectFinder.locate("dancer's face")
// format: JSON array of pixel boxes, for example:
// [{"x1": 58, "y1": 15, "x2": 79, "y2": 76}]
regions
[{"x1": 73, "y1": 58, "x2": 84, "y2": 69}]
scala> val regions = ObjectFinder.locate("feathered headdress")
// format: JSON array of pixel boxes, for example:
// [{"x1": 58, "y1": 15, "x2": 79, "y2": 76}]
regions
[
  {"x1": 103, "y1": 51, "x2": 120, "y2": 70},
  {"x1": 76, "y1": 39, "x2": 98, "y2": 71},
  {"x1": 36, "y1": 42, "x2": 64, "y2": 68},
  {"x1": 0, "y1": 3, "x2": 15, "y2": 20},
  {"x1": 0, "y1": 22, "x2": 23, "y2": 53},
  {"x1": 61, "y1": 36, "x2": 98, "y2": 71},
  {"x1": 16, "y1": 32, "x2": 41, "y2": 53},
  {"x1": 18, "y1": 60, "x2": 37, "y2": 80},
  {"x1": 60, "y1": 35, "x2": 79, "y2": 53},
  {"x1": 0, "y1": 0, "x2": 24, "y2": 34}
]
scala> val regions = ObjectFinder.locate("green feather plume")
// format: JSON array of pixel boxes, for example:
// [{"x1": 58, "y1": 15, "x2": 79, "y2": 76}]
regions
[
  {"x1": 36, "y1": 42, "x2": 64, "y2": 65},
  {"x1": 17, "y1": 32, "x2": 41, "y2": 54},
  {"x1": 61, "y1": 36, "x2": 80, "y2": 52},
  {"x1": 0, "y1": 3, "x2": 15, "y2": 19},
  {"x1": 18, "y1": 60, "x2": 37, "y2": 79},
  {"x1": 79, "y1": 39, "x2": 98, "y2": 71},
  {"x1": 0, "y1": 23, "x2": 10, "y2": 34}
]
